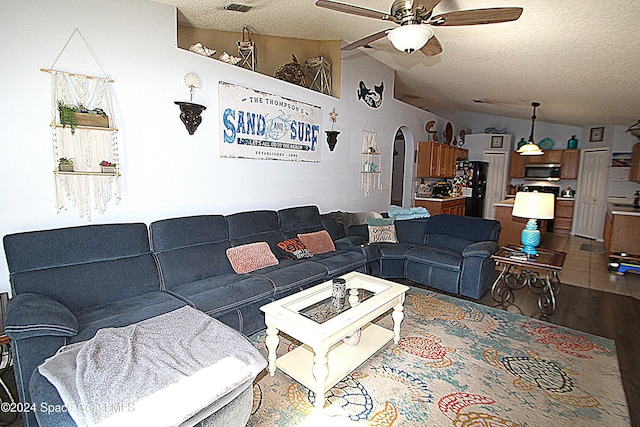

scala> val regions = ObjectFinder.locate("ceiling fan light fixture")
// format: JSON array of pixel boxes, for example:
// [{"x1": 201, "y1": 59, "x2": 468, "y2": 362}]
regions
[{"x1": 387, "y1": 25, "x2": 433, "y2": 53}]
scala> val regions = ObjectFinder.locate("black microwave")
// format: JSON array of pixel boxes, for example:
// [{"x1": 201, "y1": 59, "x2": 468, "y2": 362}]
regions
[{"x1": 524, "y1": 163, "x2": 561, "y2": 181}]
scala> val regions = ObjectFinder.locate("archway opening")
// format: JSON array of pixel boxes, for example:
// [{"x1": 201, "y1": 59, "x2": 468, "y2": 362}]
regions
[{"x1": 391, "y1": 129, "x2": 405, "y2": 206}]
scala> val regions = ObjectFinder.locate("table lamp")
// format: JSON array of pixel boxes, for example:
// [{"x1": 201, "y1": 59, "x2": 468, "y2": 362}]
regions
[{"x1": 512, "y1": 191, "x2": 555, "y2": 255}]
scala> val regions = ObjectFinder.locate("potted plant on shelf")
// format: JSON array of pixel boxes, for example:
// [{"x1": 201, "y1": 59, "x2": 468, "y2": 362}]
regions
[
  {"x1": 100, "y1": 160, "x2": 117, "y2": 173},
  {"x1": 58, "y1": 102, "x2": 109, "y2": 134},
  {"x1": 58, "y1": 157, "x2": 74, "y2": 172}
]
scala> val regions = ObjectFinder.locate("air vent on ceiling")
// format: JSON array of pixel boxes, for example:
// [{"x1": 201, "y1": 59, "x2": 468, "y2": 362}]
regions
[{"x1": 224, "y1": 3, "x2": 253, "y2": 12}]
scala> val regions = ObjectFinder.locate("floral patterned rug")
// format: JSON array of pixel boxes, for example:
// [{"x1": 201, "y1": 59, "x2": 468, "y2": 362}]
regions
[{"x1": 247, "y1": 287, "x2": 630, "y2": 426}]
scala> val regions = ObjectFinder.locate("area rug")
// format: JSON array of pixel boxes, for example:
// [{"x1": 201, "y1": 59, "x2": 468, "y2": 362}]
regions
[
  {"x1": 247, "y1": 287, "x2": 630, "y2": 426},
  {"x1": 580, "y1": 244, "x2": 606, "y2": 254}
]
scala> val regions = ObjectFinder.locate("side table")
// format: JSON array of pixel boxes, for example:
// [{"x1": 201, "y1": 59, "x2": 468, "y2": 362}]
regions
[{"x1": 490, "y1": 245, "x2": 566, "y2": 318}]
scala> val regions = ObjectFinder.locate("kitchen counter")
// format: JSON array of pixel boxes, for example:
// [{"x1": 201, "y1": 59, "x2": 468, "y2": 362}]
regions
[
  {"x1": 414, "y1": 195, "x2": 467, "y2": 202},
  {"x1": 414, "y1": 196, "x2": 467, "y2": 216},
  {"x1": 607, "y1": 198, "x2": 640, "y2": 217}
]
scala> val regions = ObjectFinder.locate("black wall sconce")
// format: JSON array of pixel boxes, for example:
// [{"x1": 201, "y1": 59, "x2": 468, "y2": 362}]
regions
[
  {"x1": 325, "y1": 130, "x2": 340, "y2": 151},
  {"x1": 176, "y1": 73, "x2": 206, "y2": 135},
  {"x1": 326, "y1": 108, "x2": 339, "y2": 151},
  {"x1": 175, "y1": 101, "x2": 206, "y2": 135}
]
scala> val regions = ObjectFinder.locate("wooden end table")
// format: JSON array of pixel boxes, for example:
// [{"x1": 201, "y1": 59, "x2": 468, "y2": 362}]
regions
[{"x1": 491, "y1": 244, "x2": 566, "y2": 318}]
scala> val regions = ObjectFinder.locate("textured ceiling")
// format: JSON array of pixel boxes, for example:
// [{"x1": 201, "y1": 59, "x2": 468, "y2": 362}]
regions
[{"x1": 151, "y1": 0, "x2": 640, "y2": 127}]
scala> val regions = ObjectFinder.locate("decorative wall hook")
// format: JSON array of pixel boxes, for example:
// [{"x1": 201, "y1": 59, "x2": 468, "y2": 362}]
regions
[
  {"x1": 326, "y1": 108, "x2": 339, "y2": 151},
  {"x1": 176, "y1": 73, "x2": 206, "y2": 135}
]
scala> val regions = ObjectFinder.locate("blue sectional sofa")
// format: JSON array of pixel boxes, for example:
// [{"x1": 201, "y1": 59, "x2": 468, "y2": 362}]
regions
[
  {"x1": 341, "y1": 214, "x2": 501, "y2": 299},
  {"x1": 2, "y1": 206, "x2": 499, "y2": 427},
  {"x1": 2, "y1": 206, "x2": 367, "y2": 427}
]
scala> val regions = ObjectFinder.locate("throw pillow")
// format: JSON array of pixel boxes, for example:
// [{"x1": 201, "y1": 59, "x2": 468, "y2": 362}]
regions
[
  {"x1": 226, "y1": 242, "x2": 279, "y2": 274},
  {"x1": 276, "y1": 237, "x2": 314, "y2": 260},
  {"x1": 367, "y1": 217, "x2": 397, "y2": 243},
  {"x1": 297, "y1": 230, "x2": 336, "y2": 255}
]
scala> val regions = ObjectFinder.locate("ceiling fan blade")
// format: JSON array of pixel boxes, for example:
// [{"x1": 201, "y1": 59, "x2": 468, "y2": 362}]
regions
[
  {"x1": 342, "y1": 30, "x2": 391, "y2": 51},
  {"x1": 429, "y1": 7, "x2": 523, "y2": 26},
  {"x1": 412, "y1": 0, "x2": 442, "y2": 15},
  {"x1": 420, "y1": 34, "x2": 442, "y2": 57},
  {"x1": 315, "y1": 0, "x2": 391, "y2": 21}
]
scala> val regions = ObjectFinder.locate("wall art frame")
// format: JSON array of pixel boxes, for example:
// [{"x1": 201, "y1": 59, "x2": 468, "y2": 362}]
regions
[{"x1": 590, "y1": 126, "x2": 604, "y2": 142}]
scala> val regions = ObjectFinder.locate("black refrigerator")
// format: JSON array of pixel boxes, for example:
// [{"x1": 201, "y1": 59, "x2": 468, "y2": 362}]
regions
[{"x1": 454, "y1": 161, "x2": 488, "y2": 217}]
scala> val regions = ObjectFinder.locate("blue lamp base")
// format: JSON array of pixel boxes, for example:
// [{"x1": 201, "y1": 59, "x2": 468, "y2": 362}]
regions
[{"x1": 520, "y1": 219, "x2": 540, "y2": 256}]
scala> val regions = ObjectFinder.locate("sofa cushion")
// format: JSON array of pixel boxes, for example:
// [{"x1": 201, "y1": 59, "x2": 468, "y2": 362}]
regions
[
  {"x1": 423, "y1": 214, "x2": 500, "y2": 251},
  {"x1": 367, "y1": 218, "x2": 397, "y2": 243},
  {"x1": 278, "y1": 206, "x2": 324, "y2": 238},
  {"x1": 298, "y1": 230, "x2": 336, "y2": 254},
  {"x1": 247, "y1": 259, "x2": 328, "y2": 294},
  {"x1": 394, "y1": 219, "x2": 429, "y2": 245},
  {"x1": 150, "y1": 215, "x2": 237, "y2": 290},
  {"x1": 72, "y1": 292, "x2": 187, "y2": 343},
  {"x1": 227, "y1": 242, "x2": 279, "y2": 274},
  {"x1": 275, "y1": 237, "x2": 314, "y2": 260},
  {"x1": 377, "y1": 242, "x2": 417, "y2": 259},
  {"x1": 406, "y1": 246, "x2": 463, "y2": 271},
  {"x1": 307, "y1": 251, "x2": 367, "y2": 277},
  {"x1": 227, "y1": 210, "x2": 287, "y2": 253},
  {"x1": 150, "y1": 215, "x2": 229, "y2": 252},
  {"x1": 4, "y1": 223, "x2": 160, "y2": 313},
  {"x1": 165, "y1": 273, "x2": 274, "y2": 317}
]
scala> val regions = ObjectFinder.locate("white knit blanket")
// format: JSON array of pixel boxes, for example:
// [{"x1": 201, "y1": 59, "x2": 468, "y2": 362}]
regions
[{"x1": 39, "y1": 306, "x2": 266, "y2": 426}]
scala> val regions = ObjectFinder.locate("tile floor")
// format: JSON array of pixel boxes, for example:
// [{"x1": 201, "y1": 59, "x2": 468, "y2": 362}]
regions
[{"x1": 541, "y1": 233, "x2": 640, "y2": 299}]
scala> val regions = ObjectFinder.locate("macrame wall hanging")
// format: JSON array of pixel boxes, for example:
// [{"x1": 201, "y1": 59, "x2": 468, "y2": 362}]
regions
[
  {"x1": 361, "y1": 127, "x2": 382, "y2": 197},
  {"x1": 44, "y1": 29, "x2": 120, "y2": 220}
]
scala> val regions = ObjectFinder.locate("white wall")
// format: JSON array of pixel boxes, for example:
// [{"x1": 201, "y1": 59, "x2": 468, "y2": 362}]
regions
[{"x1": 0, "y1": 0, "x2": 447, "y2": 294}]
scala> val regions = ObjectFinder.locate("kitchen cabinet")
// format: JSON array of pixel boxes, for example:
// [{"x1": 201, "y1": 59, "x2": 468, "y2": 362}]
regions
[
  {"x1": 416, "y1": 142, "x2": 468, "y2": 178},
  {"x1": 508, "y1": 149, "x2": 580, "y2": 179},
  {"x1": 629, "y1": 143, "x2": 640, "y2": 182},
  {"x1": 603, "y1": 204, "x2": 640, "y2": 257},
  {"x1": 415, "y1": 197, "x2": 466, "y2": 216},
  {"x1": 494, "y1": 199, "x2": 548, "y2": 247},
  {"x1": 554, "y1": 199, "x2": 575, "y2": 234},
  {"x1": 509, "y1": 151, "x2": 527, "y2": 178},
  {"x1": 561, "y1": 150, "x2": 580, "y2": 179}
]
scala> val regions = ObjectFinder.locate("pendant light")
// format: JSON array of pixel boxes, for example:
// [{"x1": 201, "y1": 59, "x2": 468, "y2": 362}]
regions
[{"x1": 517, "y1": 102, "x2": 544, "y2": 156}]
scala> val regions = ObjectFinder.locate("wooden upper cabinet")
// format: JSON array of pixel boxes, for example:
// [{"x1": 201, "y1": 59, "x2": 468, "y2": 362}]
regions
[
  {"x1": 455, "y1": 148, "x2": 469, "y2": 160},
  {"x1": 630, "y1": 143, "x2": 640, "y2": 182},
  {"x1": 509, "y1": 151, "x2": 526, "y2": 178},
  {"x1": 543, "y1": 150, "x2": 563, "y2": 164},
  {"x1": 416, "y1": 142, "x2": 461, "y2": 178},
  {"x1": 561, "y1": 149, "x2": 580, "y2": 179},
  {"x1": 509, "y1": 149, "x2": 580, "y2": 179},
  {"x1": 416, "y1": 142, "x2": 433, "y2": 177}
]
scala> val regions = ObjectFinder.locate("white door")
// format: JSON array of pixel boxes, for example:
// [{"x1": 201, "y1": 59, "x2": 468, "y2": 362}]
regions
[
  {"x1": 574, "y1": 148, "x2": 610, "y2": 240},
  {"x1": 483, "y1": 151, "x2": 508, "y2": 219}
]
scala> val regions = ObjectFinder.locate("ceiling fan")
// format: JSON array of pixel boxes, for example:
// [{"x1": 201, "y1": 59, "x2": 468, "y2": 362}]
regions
[{"x1": 315, "y1": 0, "x2": 523, "y2": 56}]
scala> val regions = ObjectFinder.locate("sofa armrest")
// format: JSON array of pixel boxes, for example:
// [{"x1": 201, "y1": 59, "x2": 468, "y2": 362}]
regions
[
  {"x1": 462, "y1": 241, "x2": 499, "y2": 258},
  {"x1": 5, "y1": 293, "x2": 78, "y2": 340}
]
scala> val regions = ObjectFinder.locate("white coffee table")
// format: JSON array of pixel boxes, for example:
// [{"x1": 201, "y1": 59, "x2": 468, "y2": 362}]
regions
[{"x1": 260, "y1": 272, "x2": 409, "y2": 411}]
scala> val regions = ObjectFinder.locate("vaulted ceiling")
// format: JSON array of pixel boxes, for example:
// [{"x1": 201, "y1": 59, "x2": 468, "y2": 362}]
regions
[{"x1": 150, "y1": 0, "x2": 640, "y2": 127}]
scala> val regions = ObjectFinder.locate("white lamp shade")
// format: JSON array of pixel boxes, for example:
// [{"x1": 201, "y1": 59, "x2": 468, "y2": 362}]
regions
[
  {"x1": 512, "y1": 191, "x2": 555, "y2": 219},
  {"x1": 516, "y1": 142, "x2": 544, "y2": 156},
  {"x1": 387, "y1": 25, "x2": 433, "y2": 53}
]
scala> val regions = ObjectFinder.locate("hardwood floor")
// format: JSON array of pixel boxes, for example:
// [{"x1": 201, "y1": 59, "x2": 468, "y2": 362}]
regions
[{"x1": 477, "y1": 233, "x2": 640, "y2": 426}]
